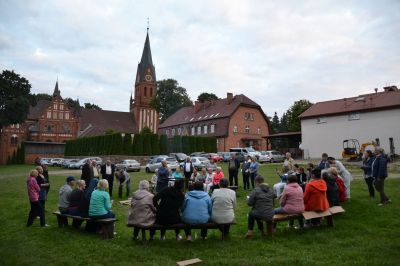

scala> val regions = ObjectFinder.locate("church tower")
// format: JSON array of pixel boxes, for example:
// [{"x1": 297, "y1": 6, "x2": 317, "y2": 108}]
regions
[{"x1": 130, "y1": 28, "x2": 159, "y2": 133}]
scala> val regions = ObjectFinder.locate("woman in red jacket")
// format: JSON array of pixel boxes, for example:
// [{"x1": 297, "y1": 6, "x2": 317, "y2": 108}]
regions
[{"x1": 304, "y1": 168, "x2": 329, "y2": 226}]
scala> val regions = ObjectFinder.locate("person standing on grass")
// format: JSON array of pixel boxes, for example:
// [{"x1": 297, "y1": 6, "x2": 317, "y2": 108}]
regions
[
  {"x1": 303, "y1": 169, "x2": 330, "y2": 226},
  {"x1": 101, "y1": 160, "x2": 115, "y2": 197},
  {"x1": 81, "y1": 159, "x2": 93, "y2": 187},
  {"x1": 228, "y1": 154, "x2": 240, "y2": 187},
  {"x1": 128, "y1": 180, "x2": 156, "y2": 240},
  {"x1": 183, "y1": 157, "x2": 193, "y2": 190},
  {"x1": 318, "y1": 153, "x2": 330, "y2": 170},
  {"x1": 241, "y1": 155, "x2": 251, "y2": 190},
  {"x1": 26, "y1": 169, "x2": 48, "y2": 227},
  {"x1": 92, "y1": 160, "x2": 100, "y2": 179},
  {"x1": 249, "y1": 156, "x2": 259, "y2": 189},
  {"x1": 153, "y1": 180, "x2": 185, "y2": 241},
  {"x1": 361, "y1": 150, "x2": 375, "y2": 198},
  {"x1": 283, "y1": 152, "x2": 294, "y2": 172},
  {"x1": 211, "y1": 178, "x2": 236, "y2": 236},
  {"x1": 156, "y1": 160, "x2": 170, "y2": 193},
  {"x1": 116, "y1": 169, "x2": 131, "y2": 199},
  {"x1": 36, "y1": 165, "x2": 49, "y2": 211},
  {"x1": 42, "y1": 164, "x2": 50, "y2": 198},
  {"x1": 327, "y1": 157, "x2": 353, "y2": 199},
  {"x1": 372, "y1": 148, "x2": 391, "y2": 206},
  {"x1": 245, "y1": 175, "x2": 275, "y2": 238},
  {"x1": 182, "y1": 181, "x2": 212, "y2": 241},
  {"x1": 58, "y1": 176, "x2": 76, "y2": 214}
]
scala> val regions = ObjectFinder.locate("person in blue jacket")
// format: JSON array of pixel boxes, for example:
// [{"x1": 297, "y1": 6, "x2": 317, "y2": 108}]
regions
[
  {"x1": 372, "y1": 148, "x2": 391, "y2": 206},
  {"x1": 182, "y1": 181, "x2": 212, "y2": 241},
  {"x1": 361, "y1": 150, "x2": 375, "y2": 198}
]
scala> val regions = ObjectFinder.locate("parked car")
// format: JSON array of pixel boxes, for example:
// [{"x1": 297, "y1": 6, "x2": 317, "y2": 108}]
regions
[
  {"x1": 189, "y1": 156, "x2": 211, "y2": 170},
  {"x1": 66, "y1": 159, "x2": 79, "y2": 168},
  {"x1": 218, "y1": 152, "x2": 232, "y2": 162},
  {"x1": 259, "y1": 151, "x2": 285, "y2": 163},
  {"x1": 50, "y1": 158, "x2": 63, "y2": 166},
  {"x1": 115, "y1": 159, "x2": 141, "y2": 172},
  {"x1": 169, "y1": 153, "x2": 187, "y2": 162},
  {"x1": 209, "y1": 153, "x2": 223, "y2": 162},
  {"x1": 230, "y1": 147, "x2": 260, "y2": 159},
  {"x1": 69, "y1": 157, "x2": 103, "y2": 169},
  {"x1": 145, "y1": 157, "x2": 179, "y2": 173},
  {"x1": 39, "y1": 158, "x2": 51, "y2": 165}
]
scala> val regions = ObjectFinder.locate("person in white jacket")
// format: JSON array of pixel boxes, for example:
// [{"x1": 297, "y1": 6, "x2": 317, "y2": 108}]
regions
[
  {"x1": 327, "y1": 157, "x2": 353, "y2": 199},
  {"x1": 211, "y1": 178, "x2": 236, "y2": 236}
]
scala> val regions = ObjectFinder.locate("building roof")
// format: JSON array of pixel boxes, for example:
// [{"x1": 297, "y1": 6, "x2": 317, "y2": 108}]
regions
[
  {"x1": 136, "y1": 31, "x2": 156, "y2": 83},
  {"x1": 159, "y1": 94, "x2": 265, "y2": 129},
  {"x1": 27, "y1": 100, "x2": 51, "y2": 120},
  {"x1": 299, "y1": 89, "x2": 400, "y2": 119},
  {"x1": 79, "y1": 108, "x2": 137, "y2": 137}
]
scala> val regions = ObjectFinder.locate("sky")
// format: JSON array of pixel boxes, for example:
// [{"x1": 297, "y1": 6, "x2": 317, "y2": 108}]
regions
[{"x1": 1, "y1": 0, "x2": 399, "y2": 117}]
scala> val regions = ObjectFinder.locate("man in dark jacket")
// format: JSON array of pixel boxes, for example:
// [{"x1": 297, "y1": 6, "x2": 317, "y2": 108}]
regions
[
  {"x1": 182, "y1": 157, "x2": 193, "y2": 190},
  {"x1": 81, "y1": 159, "x2": 93, "y2": 188},
  {"x1": 241, "y1": 155, "x2": 251, "y2": 190},
  {"x1": 153, "y1": 180, "x2": 185, "y2": 240},
  {"x1": 372, "y1": 148, "x2": 391, "y2": 206},
  {"x1": 228, "y1": 154, "x2": 240, "y2": 187},
  {"x1": 101, "y1": 160, "x2": 115, "y2": 197},
  {"x1": 245, "y1": 175, "x2": 275, "y2": 238}
]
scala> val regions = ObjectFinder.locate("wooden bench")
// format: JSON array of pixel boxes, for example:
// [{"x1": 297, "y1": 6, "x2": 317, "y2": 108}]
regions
[
  {"x1": 127, "y1": 222, "x2": 235, "y2": 240},
  {"x1": 53, "y1": 211, "x2": 117, "y2": 239},
  {"x1": 263, "y1": 206, "x2": 345, "y2": 237}
]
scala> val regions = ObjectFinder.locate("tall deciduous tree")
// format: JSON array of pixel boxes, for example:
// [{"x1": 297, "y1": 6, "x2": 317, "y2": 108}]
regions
[
  {"x1": 287, "y1": 99, "x2": 313, "y2": 132},
  {"x1": 0, "y1": 70, "x2": 33, "y2": 127},
  {"x1": 150, "y1": 79, "x2": 192, "y2": 123},
  {"x1": 84, "y1": 102, "x2": 102, "y2": 110},
  {"x1": 197, "y1": 92, "x2": 218, "y2": 103}
]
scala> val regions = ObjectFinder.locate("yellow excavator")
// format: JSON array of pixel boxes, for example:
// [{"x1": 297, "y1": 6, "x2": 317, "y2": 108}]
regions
[{"x1": 342, "y1": 139, "x2": 377, "y2": 161}]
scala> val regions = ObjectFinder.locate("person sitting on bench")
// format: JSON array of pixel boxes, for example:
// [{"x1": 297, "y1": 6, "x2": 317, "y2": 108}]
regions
[
  {"x1": 274, "y1": 174, "x2": 305, "y2": 228},
  {"x1": 211, "y1": 178, "x2": 236, "y2": 236},
  {"x1": 58, "y1": 176, "x2": 76, "y2": 214},
  {"x1": 128, "y1": 180, "x2": 156, "y2": 240},
  {"x1": 211, "y1": 167, "x2": 224, "y2": 192},
  {"x1": 89, "y1": 179, "x2": 115, "y2": 220},
  {"x1": 67, "y1": 180, "x2": 86, "y2": 216},
  {"x1": 153, "y1": 180, "x2": 185, "y2": 240},
  {"x1": 245, "y1": 175, "x2": 275, "y2": 238},
  {"x1": 182, "y1": 181, "x2": 212, "y2": 241},
  {"x1": 303, "y1": 169, "x2": 329, "y2": 226},
  {"x1": 273, "y1": 171, "x2": 291, "y2": 198}
]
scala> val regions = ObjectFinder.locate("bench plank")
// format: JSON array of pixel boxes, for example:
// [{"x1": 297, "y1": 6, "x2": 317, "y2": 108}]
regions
[{"x1": 329, "y1": 206, "x2": 345, "y2": 215}]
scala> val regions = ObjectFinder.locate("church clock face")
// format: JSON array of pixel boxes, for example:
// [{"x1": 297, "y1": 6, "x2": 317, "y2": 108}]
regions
[{"x1": 145, "y1": 74, "x2": 152, "y2": 82}]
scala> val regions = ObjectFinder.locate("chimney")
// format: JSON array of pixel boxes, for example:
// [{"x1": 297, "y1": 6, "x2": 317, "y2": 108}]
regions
[
  {"x1": 194, "y1": 101, "x2": 203, "y2": 113},
  {"x1": 383, "y1": 85, "x2": 398, "y2": 92},
  {"x1": 227, "y1": 92, "x2": 233, "y2": 105}
]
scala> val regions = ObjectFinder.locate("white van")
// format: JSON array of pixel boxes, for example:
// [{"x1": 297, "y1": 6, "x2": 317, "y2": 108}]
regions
[{"x1": 229, "y1": 147, "x2": 260, "y2": 159}]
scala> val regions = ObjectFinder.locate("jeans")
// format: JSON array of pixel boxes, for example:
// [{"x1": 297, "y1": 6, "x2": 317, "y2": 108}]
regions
[
  {"x1": 273, "y1": 182, "x2": 286, "y2": 198},
  {"x1": 184, "y1": 228, "x2": 208, "y2": 238},
  {"x1": 374, "y1": 178, "x2": 389, "y2": 203},
  {"x1": 119, "y1": 179, "x2": 130, "y2": 199},
  {"x1": 27, "y1": 201, "x2": 45, "y2": 227},
  {"x1": 250, "y1": 173, "x2": 257, "y2": 189},
  {"x1": 247, "y1": 212, "x2": 265, "y2": 231},
  {"x1": 242, "y1": 173, "x2": 250, "y2": 190},
  {"x1": 104, "y1": 175, "x2": 114, "y2": 197},
  {"x1": 364, "y1": 176, "x2": 375, "y2": 198},
  {"x1": 229, "y1": 170, "x2": 238, "y2": 186}
]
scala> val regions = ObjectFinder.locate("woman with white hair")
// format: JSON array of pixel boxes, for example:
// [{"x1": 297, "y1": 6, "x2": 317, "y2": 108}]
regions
[
  {"x1": 156, "y1": 160, "x2": 170, "y2": 193},
  {"x1": 89, "y1": 179, "x2": 115, "y2": 219},
  {"x1": 128, "y1": 180, "x2": 156, "y2": 240}
]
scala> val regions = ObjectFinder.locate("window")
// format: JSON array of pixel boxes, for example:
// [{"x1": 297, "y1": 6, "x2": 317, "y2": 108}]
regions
[
  {"x1": 150, "y1": 88, "x2": 153, "y2": 97},
  {"x1": 52, "y1": 112, "x2": 57, "y2": 119},
  {"x1": 197, "y1": 126, "x2": 201, "y2": 135},
  {"x1": 348, "y1": 112, "x2": 360, "y2": 121},
  {"x1": 233, "y1": 125, "x2": 238, "y2": 133},
  {"x1": 191, "y1": 127, "x2": 195, "y2": 135},
  {"x1": 59, "y1": 112, "x2": 63, "y2": 120},
  {"x1": 210, "y1": 124, "x2": 215, "y2": 133},
  {"x1": 46, "y1": 124, "x2": 54, "y2": 132},
  {"x1": 178, "y1": 128, "x2": 182, "y2": 135},
  {"x1": 65, "y1": 112, "x2": 70, "y2": 120},
  {"x1": 244, "y1": 112, "x2": 254, "y2": 120},
  {"x1": 47, "y1": 111, "x2": 51, "y2": 119},
  {"x1": 53, "y1": 103, "x2": 58, "y2": 110},
  {"x1": 245, "y1": 125, "x2": 250, "y2": 133},
  {"x1": 16, "y1": 124, "x2": 20, "y2": 129},
  {"x1": 144, "y1": 87, "x2": 147, "y2": 97},
  {"x1": 60, "y1": 104, "x2": 64, "y2": 110},
  {"x1": 172, "y1": 128, "x2": 175, "y2": 135},
  {"x1": 316, "y1": 117, "x2": 327, "y2": 124},
  {"x1": 257, "y1": 127, "x2": 261, "y2": 134},
  {"x1": 10, "y1": 135, "x2": 18, "y2": 145},
  {"x1": 166, "y1": 129, "x2": 169, "y2": 135},
  {"x1": 63, "y1": 125, "x2": 71, "y2": 133},
  {"x1": 203, "y1": 125, "x2": 208, "y2": 134}
]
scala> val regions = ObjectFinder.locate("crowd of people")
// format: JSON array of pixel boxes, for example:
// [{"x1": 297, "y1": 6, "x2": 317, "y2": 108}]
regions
[{"x1": 25, "y1": 148, "x2": 391, "y2": 239}]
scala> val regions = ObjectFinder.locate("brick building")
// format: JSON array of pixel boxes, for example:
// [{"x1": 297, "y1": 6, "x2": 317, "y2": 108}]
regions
[
  {"x1": 158, "y1": 93, "x2": 270, "y2": 151},
  {"x1": 0, "y1": 30, "x2": 158, "y2": 164}
]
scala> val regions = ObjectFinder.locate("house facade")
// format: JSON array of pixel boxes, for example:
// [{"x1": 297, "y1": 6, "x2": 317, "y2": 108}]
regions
[
  {"x1": 158, "y1": 93, "x2": 270, "y2": 151},
  {"x1": 299, "y1": 86, "x2": 400, "y2": 159}
]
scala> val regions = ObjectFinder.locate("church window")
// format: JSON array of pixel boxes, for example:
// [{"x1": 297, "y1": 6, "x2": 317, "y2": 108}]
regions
[
  {"x1": 257, "y1": 127, "x2": 261, "y2": 134},
  {"x1": 59, "y1": 112, "x2": 63, "y2": 120},
  {"x1": 150, "y1": 88, "x2": 153, "y2": 97},
  {"x1": 191, "y1": 127, "x2": 195, "y2": 135},
  {"x1": 52, "y1": 112, "x2": 57, "y2": 119},
  {"x1": 144, "y1": 87, "x2": 147, "y2": 97},
  {"x1": 60, "y1": 104, "x2": 64, "y2": 110},
  {"x1": 47, "y1": 111, "x2": 51, "y2": 119},
  {"x1": 210, "y1": 124, "x2": 215, "y2": 133},
  {"x1": 203, "y1": 125, "x2": 208, "y2": 134},
  {"x1": 178, "y1": 127, "x2": 182, "y2": 135},
  {"x1": 10, "y1": 135, "x2": 18, "y2": 145},
  {"x1": 245, "y1": 125, "x2": 250, "y2": 133},
  {"x1": 233, "y1": 125, "x2": 238, "y2": 133},
  {"x1": 197, "y1": 126, "x2": 201, "y2": 135},
  {"x1": 53, "y1": 103, "x2": 58, "y2": 110},
  {"x1": 65, "y1": 112, "x2": 70, "y2": 120}
]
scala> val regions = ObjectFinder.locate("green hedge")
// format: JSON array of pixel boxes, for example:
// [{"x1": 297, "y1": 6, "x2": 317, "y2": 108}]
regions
[{"x1": 64, "y1": 133, "x2": 217, "y2": 156}]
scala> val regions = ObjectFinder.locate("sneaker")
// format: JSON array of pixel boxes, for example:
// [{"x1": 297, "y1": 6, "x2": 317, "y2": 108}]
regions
[
  {"x1": 245, "y1": 231, "x2": 254, "y2": 239},
  {"x1": 41, "y1": 224, "x2": 49, "y2": 228},
  {"x1": 187, "y1": 235, "x2": 193, "y2": 242},
  {"x1": 378, "y1": 203, "x2": 384, "y2": 206},
  {"x1": 176, "y1": 234, "x2": 182, "y2": 241},
  {"x1": 386, "y1": 199, "x2": 392, "y2": 204}
]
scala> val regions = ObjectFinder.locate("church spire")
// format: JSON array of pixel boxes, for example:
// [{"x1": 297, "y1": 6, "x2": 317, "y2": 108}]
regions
[
  {"x1": 136, "y1": 25, "x2": 156, "y2": 84},
  {"x1": 53, "y1": 79, "x2": 60, "y2": 97}
]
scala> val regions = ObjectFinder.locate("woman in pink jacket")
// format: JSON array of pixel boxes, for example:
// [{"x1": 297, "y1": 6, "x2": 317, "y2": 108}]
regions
[
  {"x1": 27, "y1": 169, "x2": 48, "y2": 227},
  {"x1": 274, "y1": 174, "x2": 305, "y2": 228}
]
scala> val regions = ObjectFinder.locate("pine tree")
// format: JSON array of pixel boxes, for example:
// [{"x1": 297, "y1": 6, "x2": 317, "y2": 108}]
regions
[
  {"x1": 143, "y1": 134, "x2": 152, "y2": 155},
  {"x1": 134, "y1": 134, "x2": 143, "y2": 155},
  {"x1": 270, "y1": 112, "x2": 280, "y2": 134},
  {"x1": 159, "y1": 135, "x2": 168, "y2": 154},
  {"x1": 123, "y1": 133, "x2": 132, "y2": 155},
  {"x1": 151, "y1": 134, "x2": 160, "y2": 155}
]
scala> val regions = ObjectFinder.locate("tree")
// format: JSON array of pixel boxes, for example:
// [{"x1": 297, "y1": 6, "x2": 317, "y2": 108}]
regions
[
  {"x1": 122, "y1": 134, "x2": 132, "y2": 155},
  {"x1": 151, "y1": 134, "x2": 160, "y2": 155},
  {"x1": 279, "y1": 112, "x2": 289, "y2": 133},
  {"x1": 270, "y1": 112, "x2": 280, "y2": 134},
  {"x1": 286, "y1": 99, "x2": 313, "y2": 132},
  {"x1": 197, "y1": 92, "x2": 218, "y2": 103},
  {"x1": 84, "y1": 102, "x2": 102, "y2": 110},
  {"x1": 150, "y1": 79, "x2": 192, "y2": 123},
  {"x1": 159, "y1": 135, "x2": 168, "y2": 154},
  {"x1": 133, "y1": 134, "x2": 143, "y2": 155},
  {"x1": 0, "y1": 70, "x2": 33, "y2": 128},
  {"x1": 64, "y1": 97, "x2": 80, "y2": 108},
  {"x1": 32, "y1": 93, "x2": 52, "y2": 103}
]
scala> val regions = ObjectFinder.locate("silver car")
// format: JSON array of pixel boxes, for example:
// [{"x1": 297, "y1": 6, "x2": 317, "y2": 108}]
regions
[
  {"x1": 69, "y1": 157, "x2": 103, "y2": 169},
  {"x1": 145, "y1": 157, "x2": 179, "y2": 173},
  {"x1": 115, "y1": 159, "x2": 141, "y2": 172},
  {"x1": 259, "y1": 151, "x2": 285, "y2": 163},
  {"x1": 190, "y1": 156, "x2": 211, "y2": 170}
]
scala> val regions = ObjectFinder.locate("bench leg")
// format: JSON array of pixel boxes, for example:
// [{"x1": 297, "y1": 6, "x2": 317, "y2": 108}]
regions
[
  {"x1": 56, "y1": 215, "x2": 68, "y2": 228},
  {"x1": 101, "y1": 223, "x2": 114, "y2": 239},
  {"x1": 266, "y1": 221, "x2": 273, "y2": 237},
  {"x1": 141, "y1": 228, "x2": 146, "y2": 241},
  {"x1": 326, "y1": 215, "x2": 334, "y2": 227}
]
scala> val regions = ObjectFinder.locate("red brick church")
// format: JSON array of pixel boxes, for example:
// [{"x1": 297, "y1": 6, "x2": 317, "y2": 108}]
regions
[{"x1": 0, "y1": 31, "x2": 158, "y2": 164}]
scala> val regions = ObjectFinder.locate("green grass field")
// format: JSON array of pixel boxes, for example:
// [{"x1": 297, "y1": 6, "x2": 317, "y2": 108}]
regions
[{"x1": 0, "y1": 163, "x2": 399, "y2": 265}]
